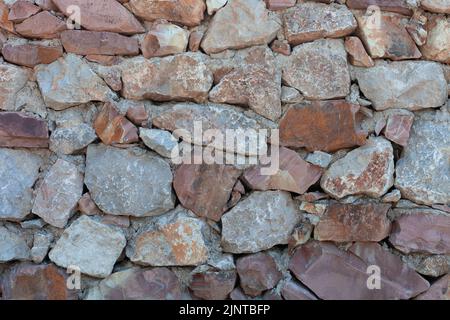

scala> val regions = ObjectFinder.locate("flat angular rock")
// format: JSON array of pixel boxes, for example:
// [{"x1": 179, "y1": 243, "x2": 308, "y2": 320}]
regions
[
  {"x1": 280, "y1": 101, "x2": 367, "y2": 152},
  {"x1": 126, "y1": 207, "x2": 211, "y2": 266},
  {"x1": 355, "y1": 11, "x2": 421, "y2": 60},
  {"x1": 49, "y1": 215, "x2": 126, "y2": 278},
  {"x1": 345, "y1": 36, "x2": 374, "y2": 67},
  {"x1": 281, "y1": 279, "x2": 317, "y2": 300},
  {"x1": 189, "y1": 270, "x2": 236, "y2": 300},
  {"x1": 265, "y1": 0, "x2": 295, "y2": 11},
  {"x1": 390, "y1": 213, "x2": 450, "y2": 255},
  {"x1": 8, "y1": 1, "x2": 41, "y2": 23},
  {"x1": 53, "y1": 0, "x2": 145, "y2": 34},
  {"x1": 415, "y1": 275, "x2": 449, "y2": 300},
  {"x1": 36, "y1": 54, "x2": 116, "y2": 110},
  {"x1": 209, "y1": 46, "x2": 281, "y2": 121},
  {"x1": 32, "y1": 159, "x2": 84, "y2": 228},
  {"x1": 421, "y1": 0, "x2": 450, "y2": 13},
  {"x1": 61, "y1": 30, "x2": 139, "y2": 56},
  {"x1": 86, "y1": 267, "x2": 183, "y2": 300},
  {"x1": 242, "y1": 147, "x2": 322, "y2": 195},
  {"x1": 0, "y1": 63, "x2": 28, "y2": 110},
  {"x1": 315, "y1": 202, "x2": 392, "y2": 242},
  {"x1": 126, "y1": 103, "x2": 149, "y2": 126},
  {"x1": 1, "y1": 263, "x2": 78, "y2": 300},
  {"x1": 94, "y1": 102, "x2": 139, "y2": 145},
  {"x1": 120, "y1": 53, "x2": 212, "y2": 103},
  {"x1": 174, "y1": 164, "x2": 241, "y2": 222},
  {"x1": 289, "y1": 241, "x2": 429, "y2": 299},
  {"x1": 0, "y1": 225, "x2": 30, "y2": 262},
  {"x1": 395, "y1": 114, "x2": 450, "y2": 205},
  {"x1": 383, "y1": 110, "x2": 414, "y2": 146},
  {"x1": 354, "y1": 61, "x2": 447, "y2": 111},
  {"x1": 206, "y1": 0, "x2": 228, "y2": 14},
  {"x1": 282, "y1": 39, "x2": 350, "y2": 100},
  {"x1": 0, "y1": 0, "x2": 14, "y2": 33},
  {"x1": 201, "y1": 0, "x2": 280, "y2": 54},
  {"x1": 236, "y1": 252, "x2": 282, "y2": 297},
  {"x1": 420, "y1": 15, "x2": 450, "y2": 64},
  {"x1": 142, "y1": 22, "x2": 189, "y2": 58},
  {"x1": 15, "y1": 11, "x2": 66, "y2": 39},
  {"x1": 0, "y1": 112, "x2": 48, "y2": 148},
  {"x1": 140, "y1": 128, "x2": 178, "y2": 158},
  {"x1": 129, "y1": 0, "x2": 205, "y2": 26},
  {"x1": 221, "y1": 191, "x2": 300, "y2": 253},
  {"x1": 85, "y1": 144, "x2": 174, "y2": 217},
  {"x1": 283, "y1": 2, "x2": 357, "y2": 45},
  {"x1": 49, "y1": 123, "x2": 97, "y2": 155},
  {"x1": 2, "y1": 43, "x2": 63, "y2": 67},
  {"x1": 321, "y1": 137, "x2": 394, "y2": 199},
  {"x1": 0, "y1": 149, "x2": 43, "y2": 220},
  {"x1": 346, "y1": 0, "x2": 413, "y2": 15}
]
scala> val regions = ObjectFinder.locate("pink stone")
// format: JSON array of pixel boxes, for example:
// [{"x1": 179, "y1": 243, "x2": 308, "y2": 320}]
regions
[
  {"x1": 8, "y1": 0, "x2": 41, "y2": 23},
  {"x1": 15, "y1": 11, "x2": 66, "y2": 39},
  {"x1": 383, "y1": 112, "x2": 414, "y2": 146},
  {"x1": 265, "y1": 0, "x2": 296, "y2": 11},
  {"x1": 0, "y1": 112, "x2": 48, "y2": 148}
]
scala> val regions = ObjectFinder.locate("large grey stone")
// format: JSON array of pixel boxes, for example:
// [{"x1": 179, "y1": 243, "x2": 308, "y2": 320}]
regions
[
  {"x1": 0, "y1": 149, "x2": 43, "y2": 221},
  {"x1": 0, "y1": 225, "x2": 30, "y2": 262},
  {"x1": 85, "y1": 144, "x2": 175, "y2": 217},
  {"x1": 221, "y1": 191, "x2": 300, "y2": 253},
  {"x1": 0, "y1": 63, "x2": 29, "y2": 110}
]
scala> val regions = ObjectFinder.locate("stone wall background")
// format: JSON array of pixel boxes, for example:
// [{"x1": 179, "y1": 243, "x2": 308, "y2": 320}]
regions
[{"x1": 0, "y1": 0, "x2": 449, "y2": 300}]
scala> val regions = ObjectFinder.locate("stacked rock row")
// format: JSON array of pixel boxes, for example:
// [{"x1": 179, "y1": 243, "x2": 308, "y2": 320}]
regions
[{"x1": 0, "y1": 0, "x2": 449, "y2": 301}]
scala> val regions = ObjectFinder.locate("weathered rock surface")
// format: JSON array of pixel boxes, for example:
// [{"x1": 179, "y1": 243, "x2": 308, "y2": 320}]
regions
[
  {"x1": 315, "y1": 202, "x2": 392, "y2": 242},
  {"x1": 390, "y1": 213, "x2": 450, "y2": 255},
  {"x1": 280, "y1": 101, "x2": 367, "y2": 152},
  {"x1": 236, "y1": 252, "x2": 282, "y2": 297},
  {"x1": 53, "y1": 0, "x2": 145, "y2": 34},
  {"x1": 0, "y1": 112, "x2": 48, "y2": 148},
  {"x1": 142, "y1": 22, "x2": 189, "y2": 58},
  {"x1": 201, "y1": 0, "x2": 280, "y2": 54},
  {"x1": 242, "y1": 147, "x2": 322, "y2": 195},
  {"x1": 0, "y1": 63, "x2": 29, "y2": 111},
  {"x1": 85, "y1": 144, "x2": 174, "y2": 217},
  {"x1": 0, "y1": 263, "x2": 78, "y2": 300},
  {"x1": 174, "y1": 164, "x2": 241, "y2": 221},
  {"x1": 120, "y1": 53, "x2": 212, "y2": 103},
  {"x1": 49, "y1": 215, "x2": 126, "y2": 278},
  {"x1": 265, "y1": 0, "x2": 295, "y2": 11},
  {"x1": 281, "y1": 279, "x2": 318, "y2": 300},
  {"x1": 32, "y1": 159, "x2": 83, "y2": 228},
  {"x1": 321, "y1": 137, "x2": 395, "y2": 199},
  {"x1": 129, "y1": 0, "x2": 205, "y2": 27},
  {"x1": 86, "y1": 267, "x2": 183, "y2": 300},
  {"x1": 15, "y1": 11, "x2": 66, "y2": 39},
  {"x1": 36, "y1": 54, "x2": 116, "y2": 110},
  {"x1": 0, "y1": 225, "x2": 30, "y2": 262},
  {"x1": 8, "y1": 1, "x2": 41, "y2": 23},
  {"x1": 49, "y1": 123, "x2": 97, "y2": 155},
  {"x1": 0, "y1": 149, "x2": 43, "y2": 220},
  {"x1": 209, "y1": 46, "x2": 281, "y2": 121},
  {"x1": 189, "y1": 270, "x2": 236, "y2": 300},
  {"x1": 382, "y1": 110, "x2": 414, "y2": 147},
  {"x1": 282, "y1": 39, "x2": 350, "y2": 100},
  {"x1": 420, "y1": 15, "x2": 450, "y2": 64},
  {"x1": 139, "y1": 128, "x2": 178, "y2": 158},
  {"x1": 126, "y1": 207, "x2": 211, "y2": 266},
  {"x1": 395, "y1": 114, "x2": 450, "y2": 205},
  {"x1": 415, "y1": 275, "x2": 449, "y2": 300},
  {"x1": 221, "y1": 191, "x2": 300, "y2": 253},
  {"x1": 346, "y1": 0, "x2": 413, "y2": 15},
  {"x1": 2, "y1": 43, "x2": 63, "y2": 67},
  {"x1": 421, "y1": 0, "x2": 450, "y2": 13},
  {"x1": 289, "y1": 241, "x2": 429, "y2": 299},
  {"x1": 344, "y1": 36, "x2": 374, "y2": 67},
  {"x1": 354, "y1": 61, "x2": 447, "y2": 111},
  {"x1": 283, "y1": 2, "x2": 357, "y2": 45}
]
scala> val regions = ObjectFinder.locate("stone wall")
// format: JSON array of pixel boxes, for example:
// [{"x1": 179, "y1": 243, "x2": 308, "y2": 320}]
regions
[{"x1": 0, "y1": 0, "x2": 449, "y2": 300}]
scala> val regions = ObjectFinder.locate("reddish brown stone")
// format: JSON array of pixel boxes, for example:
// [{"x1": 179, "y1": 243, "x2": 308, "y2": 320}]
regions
[
  {"x1": 94, "y1": 102, "x2": 139, "y2": 145},
  {"x1": 406, "y1": 9, "x2": 428, "y2": 46},
  {"x1": 2, "y1": 43, "x2": 63, "y2": 67},
  {"x1": 78, "y1": 193, "x2": 102, "y2": 216},
  {"x1": 236, "y1": 252, "x2": 282, "y2": 297},
  {"x1": 281, "y1": 279, "x2": 318, "y2": 300},
  {"x1": 280, "y1": 101, "x2": 367, "y2": 152},
  {"x1": 271, "y1": 40, "x2": 291, "y2": 55},
  {"x1": 296, "y1": 192, "x2": 329, "y2": 202},
  {"x1": 35, "y1": 0, "x2": 58, "y2": 11},
  {"x1": 383, "y1": 112, "x2": 414, "y2": 146},
  {"x1": 265, "y1": 0, "x2": 296, "y2": 11},
  {"x1": 189, "y1": 30, "x2": 203, "y2": 52},
  {"x1": 8, "y1": 0, "x2": 41, "y2": 22},
  {"x1": 189, "y1": 271, "x2": 237, "y2": 300},
  {"x1": 0, "y1": 112, "x2": 48, "y2": 148},
  {"x1": 85, "y1": 54, "x2": 121, "y2": 66},
  {"x1": 0, "y1": 0, "x2": 14, "y2": 33},
  {"x1": 53, "y1": 0, "x2": 145, "y2": 34},
  {"x1": 346, "y1": 0, "x2": 413, "y2": 16},
  {"x1": 242, "y1": 147, "x2": 323, "y2": 195},
  {"x1": 15, "y1": 11, "x2": 66, "y2": 39},
  {"x1": 344, "y1": 36, "x2": 374, "y2": 67},
  {"x1": 61, "y1": 30, "x2": 139, "y2": 56},
  {"x1": 289, "y1": 241, "x2": 429, "y2": 299},
  {"x1": 1, "y1": 263, "x2": 78, "y2": 300},
  {"x1": 315, "y1": 202, "x2": 392, "y2": 242},
  {"x1": 415, "y1": 275, "x2": 449, "y2": 300},
  {"x1": 125, "y1": 103, "x2": 149, "y2": 127},
  {"x1": 389, "y1": 213, "x2": 450, "y2": 255},
  {"x1": 173, "y1": 164, "x2": 241, "y2": 222}
]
